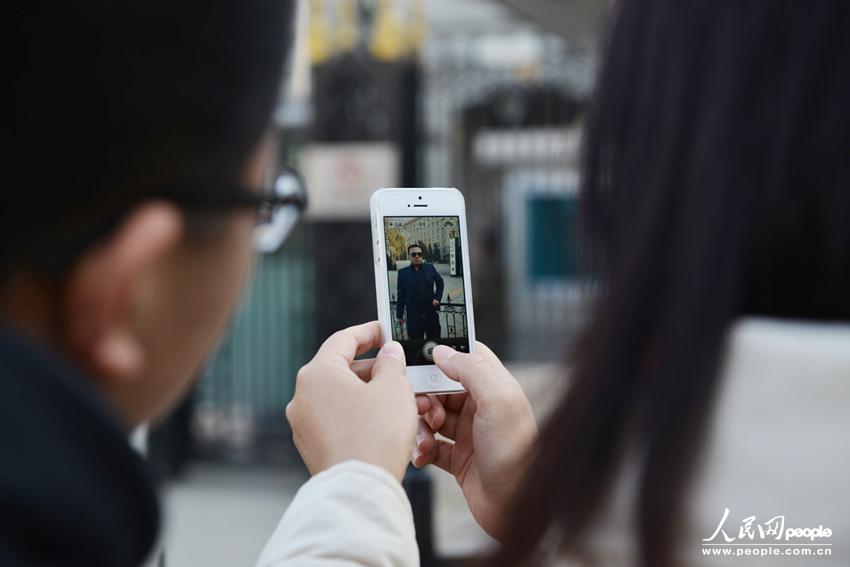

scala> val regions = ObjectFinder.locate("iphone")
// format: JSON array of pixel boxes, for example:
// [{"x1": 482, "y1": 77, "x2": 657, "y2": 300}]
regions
[{"x1": 370, "y1": 188, "x2": 475, "y2": 393}]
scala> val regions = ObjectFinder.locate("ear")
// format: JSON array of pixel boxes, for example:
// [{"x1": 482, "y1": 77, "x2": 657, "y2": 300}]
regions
[{"x1": 63, "y1": 201, "x2": 183, "y2": 385}]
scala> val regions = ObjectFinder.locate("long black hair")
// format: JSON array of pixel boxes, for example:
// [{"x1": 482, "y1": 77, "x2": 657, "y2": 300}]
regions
[
  {"x1": 6, "y1": 1, "x2": 294, "y2": 280},
  {"x1": 496, "y1": 1, "x2": 850, "y2": 565}
]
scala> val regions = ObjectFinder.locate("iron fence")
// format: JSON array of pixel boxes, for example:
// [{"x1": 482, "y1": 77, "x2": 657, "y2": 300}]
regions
[{"x1": 390, "y1": 301, "x2": 468, "y2": 340}]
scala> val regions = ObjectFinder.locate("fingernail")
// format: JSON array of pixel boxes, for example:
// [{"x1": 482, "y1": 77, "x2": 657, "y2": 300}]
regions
[
  {"x1": 378, "y1": 341, "x2": 405, "y2": 361},
  {"x1": 432, "y1": 345, "x2": 456, "y2": 364},
  {"x1": 426, "y1": 407, "x2": 437, "y2": 424}
]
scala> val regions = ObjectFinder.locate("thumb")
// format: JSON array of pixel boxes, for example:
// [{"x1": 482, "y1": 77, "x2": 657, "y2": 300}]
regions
[
  {"x1": 433, "y1": 345, "x2": 498, "y2": 404},
  {"x1": 370, "y1": 341, "x2": 408, "y2": 387}
]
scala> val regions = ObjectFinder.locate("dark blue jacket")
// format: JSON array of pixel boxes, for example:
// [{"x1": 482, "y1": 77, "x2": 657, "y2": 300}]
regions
[
  {"x1": 395, "y1": 263, "x2": 444, "y2": 322},
  {"x1": 0, "y1": 326, "x2": 159, "y2": 566}
]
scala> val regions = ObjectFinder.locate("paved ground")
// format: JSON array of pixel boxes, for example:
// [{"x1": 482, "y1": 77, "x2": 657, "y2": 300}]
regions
[
  {"x1": 161, "y1": 465, "x2": 302, "y2": 566},
  {"x1": 162, "y1": 363, "x2": 565, "y2": 566}
]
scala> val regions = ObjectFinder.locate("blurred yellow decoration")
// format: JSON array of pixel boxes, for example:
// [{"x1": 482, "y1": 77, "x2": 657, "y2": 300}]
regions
[
  {"x1": 370, "y1": 0, "x2": 407, "y2": 61},
  {"x1": 407, "y1": 0, "x2": 426, "y2": 55},
  {"x1": 309, "y1": 0, "x2": 332, "y2": 65},
  {"x1": 336, "y1": 0, "x2": 358, "y2": 53}
]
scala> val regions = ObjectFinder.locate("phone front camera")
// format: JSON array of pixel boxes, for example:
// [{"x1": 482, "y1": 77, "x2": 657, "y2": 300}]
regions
[{"x1": 418, "y1": 196, "x2": 422, "y2": 200}]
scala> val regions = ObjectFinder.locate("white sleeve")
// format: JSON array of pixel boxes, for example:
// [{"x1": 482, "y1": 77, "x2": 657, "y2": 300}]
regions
[{"x1": 255, "y1": 460, "x2": 419, "y2": 567}]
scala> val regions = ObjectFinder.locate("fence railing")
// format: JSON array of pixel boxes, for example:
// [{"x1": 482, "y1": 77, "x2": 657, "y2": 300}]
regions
[{"x1": 390, "y1": 301, "x2": 468, "y2": 339}]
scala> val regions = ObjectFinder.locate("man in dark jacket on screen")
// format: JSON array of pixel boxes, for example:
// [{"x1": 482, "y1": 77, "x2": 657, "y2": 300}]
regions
[{"x1": 396, "y1": 245, "x2": 444, "y2": 340}]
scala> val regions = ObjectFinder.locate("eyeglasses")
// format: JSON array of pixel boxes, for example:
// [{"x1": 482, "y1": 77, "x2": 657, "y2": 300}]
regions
[
  {"x1": 171, "y1": 166, "x2": 308, "y2": 253},
  {"x1": 410, "y1": 252, "x2": 423, "y2": 257},
  {"x1": 252, "y1": 166, "x2": 308, "y2": 253},
  {"x1": 38, "y1": 167, "x2": 308, "y2": 278}
]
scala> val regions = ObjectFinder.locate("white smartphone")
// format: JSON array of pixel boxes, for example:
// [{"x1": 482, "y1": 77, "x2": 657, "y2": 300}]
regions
[{"x1": 370, "y1": 188, "x2": 475, "y2": 394}]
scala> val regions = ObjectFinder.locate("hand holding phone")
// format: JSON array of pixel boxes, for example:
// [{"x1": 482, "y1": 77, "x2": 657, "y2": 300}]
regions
[
  {"x1": 413, "y1": 342, "x2": 538, "y2": 540},
  {"x1": 286, "y1": 322, "x2": 418, "y2": 482},
  {"x1": 371, "y1": 188, "x2": 476, "y2": 394}
]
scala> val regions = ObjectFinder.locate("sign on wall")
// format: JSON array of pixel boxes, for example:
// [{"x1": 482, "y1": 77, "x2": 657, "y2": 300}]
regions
[{"x1": 299, "y1": 142, "x2": 399, "y2": 220}]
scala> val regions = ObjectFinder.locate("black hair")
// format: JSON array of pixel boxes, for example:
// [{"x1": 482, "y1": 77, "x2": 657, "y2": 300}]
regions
[
  {"x1": 497, "y1": 1, "x2": 850, "y2": 566},
  {"x1": 6, "y1": 1, "x2": 294, "y2": 280},
  {"x1": 408, "y1": 244, "x2": 423, "y2": 254}
]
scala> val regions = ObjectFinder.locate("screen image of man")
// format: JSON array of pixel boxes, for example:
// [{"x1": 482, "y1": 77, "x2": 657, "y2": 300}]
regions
[{"x1": 396, "y1": 245, "x2": 444, "y2": 339}]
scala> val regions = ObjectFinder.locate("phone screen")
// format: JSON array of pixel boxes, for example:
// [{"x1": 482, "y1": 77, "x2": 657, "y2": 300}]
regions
[{"x1": 384, "y1": 216, "x2": 471, "y2": 366}]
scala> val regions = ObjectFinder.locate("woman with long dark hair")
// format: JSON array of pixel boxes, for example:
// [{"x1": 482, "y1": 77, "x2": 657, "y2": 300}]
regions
[
  {"x1": 487, "y1": 0, "x2": 850, "y2": 563},
  {"x1": 285, "y1": 0, "x2": 849, "y2": 565}
]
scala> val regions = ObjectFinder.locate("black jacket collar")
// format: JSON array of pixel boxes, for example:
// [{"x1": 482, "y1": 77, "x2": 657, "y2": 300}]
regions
[{"x1": 0, "y1": 326, "x2": 159, "y2": 566}]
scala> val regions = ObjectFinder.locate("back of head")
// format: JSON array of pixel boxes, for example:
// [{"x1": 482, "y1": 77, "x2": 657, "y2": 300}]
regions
[
  {"x1": 7, "y1": 1, "x2": 294, "y2": 280},
  {"x1": 498, "y1": 1, "x2": 850, "y2": 565}
]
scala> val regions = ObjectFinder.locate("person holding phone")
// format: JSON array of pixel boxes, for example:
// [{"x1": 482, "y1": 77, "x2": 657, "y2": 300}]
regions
[
  {"x1": 6, "y1": 1, "x2": 848, "y2": 567},
  {"x1": 4, "y1": 2, "x2": 422, "y2": 565}
]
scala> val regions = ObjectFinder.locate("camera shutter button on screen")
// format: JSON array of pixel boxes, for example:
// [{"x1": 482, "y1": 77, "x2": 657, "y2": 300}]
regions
[{"x1": 423, "y1": 341, "x2": 438, "y2": 362}]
